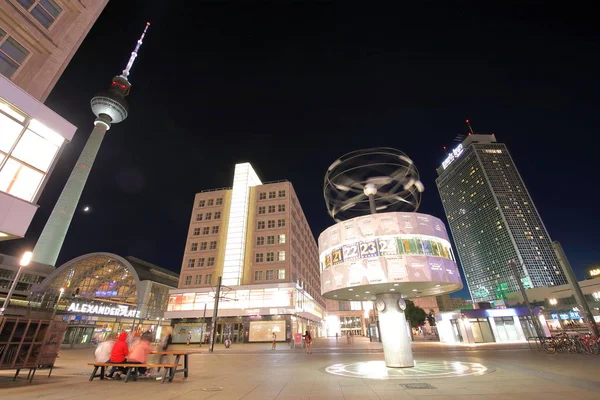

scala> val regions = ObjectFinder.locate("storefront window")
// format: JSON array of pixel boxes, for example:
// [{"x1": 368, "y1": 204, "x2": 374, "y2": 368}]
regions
[
  {"x1": 494, "y1": 316, "x2": 520, "y2": 342},
  {"x1": 519, "y1": 316, "x2": 536, "y2": 338},
  {"x1": 469, "y1": 318, "x2": 495, "y2": 343}
]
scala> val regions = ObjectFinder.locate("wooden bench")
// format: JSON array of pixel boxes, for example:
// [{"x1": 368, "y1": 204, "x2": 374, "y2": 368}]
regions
[{"x1": 87, "y1": 363, "x2": 180, "y2": 383}]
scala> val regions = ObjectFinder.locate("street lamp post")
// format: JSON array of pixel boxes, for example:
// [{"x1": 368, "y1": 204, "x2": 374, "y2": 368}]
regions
[
  {"x1": 0, "y1": 251, "x2": 33, "y2": 316},
  {"x1": 508, "y1": 259, "x2": 545, "y2": 339},
  {"x1": 51, "y1": 288, "x2": 65, "y2": 320}
]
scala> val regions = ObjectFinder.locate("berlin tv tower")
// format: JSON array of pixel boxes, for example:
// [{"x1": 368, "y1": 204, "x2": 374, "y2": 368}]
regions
[{"x1": 32, "y1": 23, "x2": 150, "y2": 266}]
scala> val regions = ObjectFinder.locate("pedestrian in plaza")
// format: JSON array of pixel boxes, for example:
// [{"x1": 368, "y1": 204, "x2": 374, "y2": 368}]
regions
[
  {"x1": 94, "y1": 334, "x2": 116, "y2": 363},
  {"x1": 158, "y1": 327, "x2": 173, "y2": 366},
  {"x1": 304, "y1": 330, "x2": 312, "y2": 354},
  {"x1": 335, "y1": 332, "x2": 338, "y2": 341},
  {"x1": 127, "y1": 333, "x2": 154, "y2": 377},
  {"x1": 106, "y1": 331, "x2": 129, "y2": 380},
  {"x1": 186, "y1": 332, "x2": 191, "y2": 346},
  {"x1": 272, "y1": 332, "x2": 277, "y2": 350}
]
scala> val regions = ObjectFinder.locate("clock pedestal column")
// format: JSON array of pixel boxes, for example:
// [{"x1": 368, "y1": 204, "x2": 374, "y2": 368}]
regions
[{"x1": 376, "y1": 293, "x2": 414, "y2": 368}]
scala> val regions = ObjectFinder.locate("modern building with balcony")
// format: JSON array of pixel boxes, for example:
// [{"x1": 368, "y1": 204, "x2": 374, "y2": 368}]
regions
[{"x1": 1, "y1": 0, "x2": 109, "y2": 241}]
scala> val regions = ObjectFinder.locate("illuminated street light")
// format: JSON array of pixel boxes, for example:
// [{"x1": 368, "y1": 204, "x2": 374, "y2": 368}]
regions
[
  {"x1": 0, "y1": 251, "x2": 33, "y2": 315},
  {"x1": 549, "y1": 298, "x2": 558, "y2": 306},
  {"x1": 51, "y1": 288, "x2": 65, "y2": 320}
]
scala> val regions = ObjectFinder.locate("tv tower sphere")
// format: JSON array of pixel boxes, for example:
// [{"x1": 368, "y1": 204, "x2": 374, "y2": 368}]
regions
[{"x1": 31, "y1": 22, "x2": 150, "y2": 267}]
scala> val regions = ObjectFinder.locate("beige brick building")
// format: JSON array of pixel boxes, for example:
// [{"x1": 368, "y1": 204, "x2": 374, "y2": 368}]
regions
[{"x1": 166, "y1": 163, "x2": 326, "y2": 344}]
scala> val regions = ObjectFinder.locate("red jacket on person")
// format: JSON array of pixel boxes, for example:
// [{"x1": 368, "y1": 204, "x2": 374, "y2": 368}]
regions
[{"x1": 110, "y1": 332, "x2": 129, "y2": 362}]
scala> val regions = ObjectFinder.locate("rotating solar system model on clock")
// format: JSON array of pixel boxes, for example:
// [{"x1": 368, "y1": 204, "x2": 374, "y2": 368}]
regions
[{"x1": 320, "y1": 148, "x2": 463, "y2": 367}]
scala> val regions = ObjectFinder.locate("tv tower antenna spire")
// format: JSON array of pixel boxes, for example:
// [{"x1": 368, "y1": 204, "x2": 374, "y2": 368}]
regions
[
  {"x1": 32, "y1": 23, "x2": 150, "y2": 267},
  {"x1": 122, "y1": 22, "x2": 150, "y2": 79}
]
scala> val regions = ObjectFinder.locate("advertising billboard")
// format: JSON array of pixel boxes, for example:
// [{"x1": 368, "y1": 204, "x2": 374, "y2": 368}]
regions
[{"x1": 319, "y1": 212, "x2": 462, "y2": 296}]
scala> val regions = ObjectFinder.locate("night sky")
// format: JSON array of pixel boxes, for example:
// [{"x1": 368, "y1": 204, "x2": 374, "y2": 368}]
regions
[{"x1": 2, "y1": 2, "x2": 598, "y2": 299}]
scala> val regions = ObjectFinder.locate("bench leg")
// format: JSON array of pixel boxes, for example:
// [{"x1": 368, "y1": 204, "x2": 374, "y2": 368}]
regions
[
  {"x1": 100, "y1": 366, "x2": 105, "y2": 380},
  {"x1": 161, "y1": 368, "x2": 169, "y2": 384},
  {"x1": 90, "y1": 366, "x2": 99, "y2": 381},
  {"x1": 124, "y1": 368, "x2": 133, "y2": 383},
  {"x1": 48, "y1": 364, "x2": 54, "y2": 378},
  {"x1": 13, "y1": 369, "x2": 20, "y2": 381},
  {"x1": 29, "y1": 368, "x2": 37, "y2": 383}
]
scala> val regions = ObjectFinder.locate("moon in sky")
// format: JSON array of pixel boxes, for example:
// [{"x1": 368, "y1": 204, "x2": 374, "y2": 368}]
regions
[{"x1": 83, "y1": 206, "x2": 90, "y2": 212}]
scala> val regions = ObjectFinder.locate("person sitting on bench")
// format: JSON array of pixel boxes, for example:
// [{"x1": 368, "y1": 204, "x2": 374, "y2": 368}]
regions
[
  {"x1": 127, "y1": 333, "x2": 154, "y2": 377},
  {"x1": 106, "y1": 332, "x2": 129, "y2": 380}
]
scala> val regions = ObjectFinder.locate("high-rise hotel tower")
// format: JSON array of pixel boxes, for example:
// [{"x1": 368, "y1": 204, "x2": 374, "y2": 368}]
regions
[{"x1": 435, "y1": 134, "x2": 567, "y2": 303}]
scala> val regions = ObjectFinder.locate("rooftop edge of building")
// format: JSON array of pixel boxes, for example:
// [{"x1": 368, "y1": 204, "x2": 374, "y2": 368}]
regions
[{"x1": 436, "y1": 134, "x2": 498, "y2": 176}]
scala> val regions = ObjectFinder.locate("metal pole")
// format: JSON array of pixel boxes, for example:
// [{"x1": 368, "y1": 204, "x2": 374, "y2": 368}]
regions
[
  {"x1": 508, "y1": 259, "x2": 544, "y2": 338},
  {"x1": 209, "y1": 276, "x2": 222, "y2": 352},
  {"x1": 50, "y1": 289, "x2": 64, "y2": 320},
  {"x1": 368, "y1": 194, "x2": 377, "y2": 214},
  {"x1": 553, "y1": 241, "x2": 600, "y2": 339},
  {"x1": 199, "y1": 302, "x2": 207, "y2": 347},
  {"x1": 0, "y1": 266, "x2": 24, "y2": 315}
]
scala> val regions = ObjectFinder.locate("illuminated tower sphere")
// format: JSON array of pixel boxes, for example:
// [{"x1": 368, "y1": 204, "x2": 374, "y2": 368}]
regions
[{"x1": 32, "y1": 23, "x2": 150, "y2": 266}]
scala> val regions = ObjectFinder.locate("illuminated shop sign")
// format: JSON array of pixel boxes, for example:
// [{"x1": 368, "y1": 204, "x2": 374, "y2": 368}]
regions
[
  {"x1": 588, "y1": 268, "x2": 600, "y2": 278},
  {"x1": 550, "y1": 311, "x2": 581, "y2": 320},
  {"x1": 441, "y1": 144, "x2": 464, "y2": 170},
  {"x1": 67, "y1": 302, "x2": 140, "y2": 318}
]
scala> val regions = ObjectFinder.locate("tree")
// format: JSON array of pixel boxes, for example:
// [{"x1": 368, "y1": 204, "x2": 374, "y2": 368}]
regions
[{"x1": 405, "y1": 300, "x2": 427, "y2": 328}]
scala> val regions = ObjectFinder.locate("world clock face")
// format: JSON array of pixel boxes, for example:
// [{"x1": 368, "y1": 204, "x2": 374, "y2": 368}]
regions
[{"x1": 376, "y1": 300, "x2": 386, "y2": 312}]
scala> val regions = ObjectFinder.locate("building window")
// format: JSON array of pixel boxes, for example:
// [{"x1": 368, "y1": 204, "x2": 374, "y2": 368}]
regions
[
  {"x1": 0, "y1": 29, "x2": 30, "y2": 78},
  {"x1": 209, "y1": 241, "x2": 217, "y2": 250},
  {"x1": 196, "y1": 213, "x2": 203, "y2": 221},
  {"x1": 205, "y1": 274, "x2": 212, "y2": 284},
  {"x1": 193, "y1": 228, "x2": 201, "y2": 236},
  {"x1": 212, "y1": 226, "x2": 219, "y2": 234},
  {"x1": 268, "y1": 220, "x2": 275, "y2": 229},
  {"x1": 257, "y1": 221, "x2": 265, "y2": 229},
  {"x1": 278, "y1": 251, "x2": 285, "y2": 261},
  {"x1": 195, "y1": 275, "x2": 202, "y2": 285},
  {"x1": 202, "y1": 227, "x2": 210, "y2": 235},
  {"x1": 254, "y1": 271, "x2": 263, "y2": 281},
  {"x1": 278, "y1": 219, "x2": 286, "y2": 228},
  {"x1": 278, "y1": 204, "x2": 286, "y2": 212},
  {"x1": 278, "y1": 190, "x2": 286, "y2": 197},
  {"x1": 205, "y1": 212, "x2": 212, "y2": 220},
  {"x1": 255, "y1": 253, "x2": 264, "y2": 262},
  {"x1": 267, "y1": 236, "x2": 275, "y2": 245},
  {"x1": 198, "y1": 200, "x2": 205, "y2": 207},
  {"x1": 268, "y1": 205, "x2": 275, "y2": 213},
  {"x1": 198, "y1": 258, "x2": 205, "y2": 267},
  {"x1": 190, "y1": 243, "x2": 198, "y2": 251},
  {"x1": 207, "y1": 199, "x2": 214, "y2": 206},
  {"x1": 187, "y1": 259, "x2": 195, "y2": 268},
  {"x1": 216, "y1": 198, "x2": 223, "y2": 205},
  {"x1": 278, "y1": 234, "x2": 286, "y2": 244},
  {"x1": 207, "y1": 257, "x2": 215, "y2": 266},
  {"x1": 266, "y1": 252, "x2": 275, "y2": 262},
  {"x1": 259, "y1": 192, "x2": 266, "y2": 200},
  {"x1": 266, "y1": 270, "x2": 274, "y2": 280},
  {"x1": 17, "y1": 0, "x2": 63, "y2": 29},
  {"x1": 214, "y1": 211, "x2": 221, "y2": 219},
  {"x1": 200, "y1": 242, "x2": 207, "y2": 251},
  {"x1": 185, "y1": 276, "x2": 192, "y2": 285},
  {"x1": 258, "y1": 206, "x2": 266, "y2": 214},
  {"x1": 269, "y1": 191, "x2": 276, "y2": 199},
  {"x1": 278, "y1": 269, "x2": 286, "y2": 279},
  {"x1": 256, "y1": 237, "x2": 264, "y2": 246}
]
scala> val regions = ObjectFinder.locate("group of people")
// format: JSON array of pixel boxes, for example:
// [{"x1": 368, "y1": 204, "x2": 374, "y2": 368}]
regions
[{"x1": 94, "y1": 327, "x2": 172, "y2": 380}]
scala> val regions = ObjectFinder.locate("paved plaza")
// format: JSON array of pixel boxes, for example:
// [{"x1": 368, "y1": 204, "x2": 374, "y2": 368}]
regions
[{"x1": 1, "y1": 337, "x2": 599, "y2": 399}]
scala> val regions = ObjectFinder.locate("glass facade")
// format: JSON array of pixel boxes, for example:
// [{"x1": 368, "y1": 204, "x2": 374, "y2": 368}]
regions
[
  {"x1": 436, "y1": 138, "x2": 567, "y2": 302},
  {"x1": 0, "y1": 96, "x2": 63, "y2": 202}
]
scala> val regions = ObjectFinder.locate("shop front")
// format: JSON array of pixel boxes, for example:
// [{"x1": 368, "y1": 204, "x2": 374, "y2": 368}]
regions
[
  {"x1": 29, "y1": 253, "x2": 179, "y2": 347},
  {"x1": 164, "y1": 282, "x2": 325, "y2": 344},
  {"x1": 437, "y1": 307, "x2": 550, "y2": 344}
]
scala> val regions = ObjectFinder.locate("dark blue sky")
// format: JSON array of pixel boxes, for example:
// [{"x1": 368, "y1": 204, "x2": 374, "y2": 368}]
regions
[{"x1": 2, "y1": 1, "x2": 598, "y2": 299}]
